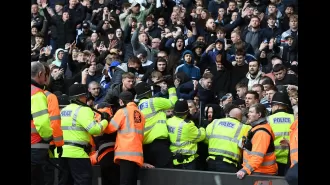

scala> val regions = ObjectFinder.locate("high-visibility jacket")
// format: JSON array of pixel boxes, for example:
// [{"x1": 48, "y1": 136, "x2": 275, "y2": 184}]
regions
[
  {"x1": 167, "y1": 116, "x2": 206, "y2": 165},
  {"x1": 242, "y1": 119, "x2": 278, "y2": 175},
  {"x1": 138, "y1": 87, "x2": 177, "y2": 144},
  {"x1": 289, "y1": 120, "x2": 298, "y2": 168},
  {"x1": 90, "y1": 108, "x2": 116, "y2": 165},
  {"x1": 44, "y1": 90, "x2": 64, "y2": 147},
  {"x1": 94, "y1": 107, "x2": 113, "y2": 121},
  {"x1": 31, "y1": 84, "x2": 53, "y2": 149},
  {"x1": 268, "y1": 110, "x2": 294, "y2": 164},
  {"x1": 60, "y1": 103, "x2": 108, "y2": 158},
  {"x1": 205, "y1": 117, "x2": 251, "y2": 166},
  {"x1": 106, "y1": 102, "x2": 145, "y2": 166}
]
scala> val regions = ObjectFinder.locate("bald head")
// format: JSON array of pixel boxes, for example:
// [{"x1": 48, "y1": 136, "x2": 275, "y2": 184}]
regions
[
  {"x1": 229, "y1": 108, "x2": 243, "y2": 122},
  {"x1": 272, "y1": 58, "x2": 282, "y2": 67}
]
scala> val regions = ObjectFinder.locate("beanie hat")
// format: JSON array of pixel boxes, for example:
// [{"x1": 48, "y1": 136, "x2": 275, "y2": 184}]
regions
[{"x1": 173, "y1": 99, "x2": 189, "y2": 117}]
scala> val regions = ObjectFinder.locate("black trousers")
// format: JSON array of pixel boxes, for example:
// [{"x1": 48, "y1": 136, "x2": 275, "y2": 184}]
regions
[
  {"x1": 143, "y1": 139, "x2": 173, "y2": 168},
  {"x1": 99, "y1": 151, "x2": 120, "y2": 185},
  {"x1": 119, "y1": 160, "x2": 140, "y2": 185},
  {"x1": 207, "y1": 157, "x2": 238, "y2": 173},
  {"x1": 31, "y1": 148, "x2": 49, "y2": 185},
  {"x1": 277, "y1": 162, "x2": 289, "y2": 176},
  {"x1": 41, "y1": 158, "x2": 56, "y2": 185},
  {"x1": 285, "y1": 163, "x2": 298, "y2": 185},
  {"x1": 173, "y1": 159, "x2": 196, "y2": 170},
  {"x1": 58, "y1": 158, "x2": 93, "y2": 185}
]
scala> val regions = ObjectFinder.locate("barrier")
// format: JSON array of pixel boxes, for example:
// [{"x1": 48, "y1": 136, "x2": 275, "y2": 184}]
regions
[{"x1": 90, "y1": 166, "x2": 289, "y2": 185}]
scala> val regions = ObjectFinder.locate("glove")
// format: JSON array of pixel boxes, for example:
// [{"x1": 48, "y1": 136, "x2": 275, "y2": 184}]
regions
[
  {"x1": 165, "y1": 76, "x2": 175, "y2": 88},
  {"x1": 49, "y1": 145, "x2": 56, "y2": 156},
  {"x1": 101, "y1": 112, "x2": 111, "y2": 122},
  {"x1": 57, "y1": 146, "x2": 63, "y2": 158}
]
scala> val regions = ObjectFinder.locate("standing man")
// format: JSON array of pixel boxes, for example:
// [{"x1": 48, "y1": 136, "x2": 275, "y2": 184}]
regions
[
  {"x1": 268, "y1": 92, "x2": 294, "y2": 176},
  {"x1": 31, "y1": 62, "x2": 53, "y2": 185},
  {"x1": 42, "y1": 64, "x2": 64, "y2": 185},
  {"x1": 167, "y1": 100, "x2": 206, "y2": 170},
  {"x1": 104, "y1": 91, "x2": 145, "y2": 185},
  {"x1": 58, "y1": 84, "x2": 110, "y2": 185},
  {"x1": 205, "y1": 106, "x2": 251, "y2": 173},
  {"x1": 237, "y1": 103, "x2": 278, "y2": 179},
  {"x1": 135, "y1": 81, "x2": 178, "y2": 168}
]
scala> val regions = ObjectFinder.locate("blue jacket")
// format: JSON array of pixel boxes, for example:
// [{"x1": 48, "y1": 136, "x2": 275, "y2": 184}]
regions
[{"x1": 175, "y1": 50, "x2": 201, "y2": 80}]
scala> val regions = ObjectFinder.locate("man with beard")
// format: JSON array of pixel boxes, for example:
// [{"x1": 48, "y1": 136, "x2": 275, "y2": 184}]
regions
[
  {"x1": 111, "y1": 56, "x2": 142, "y2": 85},
  {"x1": 240, "y1": 60, "x2": 263, "y2": 90},
  {"x1": 103, "y1": 72, "x2": 136, "y2": 112},
  {"x1": 198, "y1": 18, "x2": 217, "y2": 45}
]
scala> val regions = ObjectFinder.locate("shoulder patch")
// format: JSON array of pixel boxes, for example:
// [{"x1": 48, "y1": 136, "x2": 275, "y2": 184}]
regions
[{"x1": 134, "y1": 110, "x2": 142, "y2": 123}]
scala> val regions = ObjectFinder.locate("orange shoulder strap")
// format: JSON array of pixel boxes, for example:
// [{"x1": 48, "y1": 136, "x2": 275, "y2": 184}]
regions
[{"x1": 31, "y1": 85, "x2": 43, "y2": 96}]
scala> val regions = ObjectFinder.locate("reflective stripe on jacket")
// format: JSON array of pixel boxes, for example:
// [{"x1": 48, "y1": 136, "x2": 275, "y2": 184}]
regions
[
  {"x1": 44, "y1": 90, "x2": 64, "y2": 147},
  {"x1": 60, "y1": 103, "x2": 108, "y2": 158},
  {"x1": 167, "y1": 116, "x2": 206, "y2": 165},
  {"x1": 289, "y1": 120, "x2": 298, "y2": 168},
  {"x1": 106, "y1": 102, "x2": 145, "y2": 167},
  {"x1": 268, "y1": 111, "x2": 294, "y2": 164},
  {"x1": 31, "y1": 84, "x2": 52, "y2": 149},
  {"x1": 138, "y1": 87, "x2": 178, "y2": 144},
  {"x1": 242, "y1": 123, "x2": 278, "y2": 175},
  {"x1": 205, "y1": 117, "x2": 251, "y2": 164}
]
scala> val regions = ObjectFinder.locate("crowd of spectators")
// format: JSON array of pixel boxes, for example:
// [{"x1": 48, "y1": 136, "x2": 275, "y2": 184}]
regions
[{"x1": 31, "y1": 0, "x2": 298, "y2": 175}]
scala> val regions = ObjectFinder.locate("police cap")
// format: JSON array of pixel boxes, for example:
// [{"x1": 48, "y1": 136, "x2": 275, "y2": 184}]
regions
[
  {"x1": 271, "y1": 92, "x2": 291, "y2": 107},
  {"x1": 173, "y1": 99, "x2": 189, "y2": 117},
  {"x1": 134, "y1": 81, "x2": 151, "y2": 99},
  {"x1": 68, "y1": 84, "x2": 87, "y2": 98},
  {"x1": 57, "y1": 94, "x2": 70, "y2": 108}
]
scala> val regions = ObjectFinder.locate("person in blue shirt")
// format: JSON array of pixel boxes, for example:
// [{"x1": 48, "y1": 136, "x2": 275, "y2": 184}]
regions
[{"x1": 175, "y1": 50, "x2": 201, "y2": 80}]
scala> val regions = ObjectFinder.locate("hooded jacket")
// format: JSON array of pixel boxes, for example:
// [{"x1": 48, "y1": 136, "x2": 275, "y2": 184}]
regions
[
  {"x1": 175, "y1": 50, "x2": 201, "y2": 80},
  {"x1": 240, "y1": 70, "x2": 263, "y2": 90},
  {"x1": 51, "y1": 48, "x2": 65, "y2": 67}
]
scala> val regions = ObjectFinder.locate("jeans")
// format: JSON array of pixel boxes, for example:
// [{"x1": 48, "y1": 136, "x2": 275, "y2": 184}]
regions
[{"x1": 285, "y1": 163, "x2": 298, "y2": 185}]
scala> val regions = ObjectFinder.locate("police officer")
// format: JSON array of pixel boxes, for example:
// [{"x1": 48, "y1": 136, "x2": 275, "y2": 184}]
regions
[
  {"x1": 167, "y1": 99, "x2": 206, "y2": 170},
  {"x1": 205, "y1": 105, "x2": 251, "y2": 173},
  {"x1": 135, "y1": 81, "x2": 178, "y2": 168},
  {"x1": 268, "y1": 92, "x2": 294, "y2": 176},
  {"x1": 58, "y1": 84, "x2": 111, "y2": 185},
  {"x1": 91, "y1": 102, "x2": 119, "y2": 185}
]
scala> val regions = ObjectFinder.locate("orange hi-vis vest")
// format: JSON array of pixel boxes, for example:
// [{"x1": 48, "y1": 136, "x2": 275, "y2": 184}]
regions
[
  {"x1": 90, "y1": 107, "x2": 116, "y2": 165},
  {"x1": 289, "y1": 120, "x2": 298, "y2": 168},
  {"x1": 242, "y1": 120, "x2": 278, "y2": 175},
  {"x1": 44, "y1": 90, "x2": 64, "y2": 147},
  {"x1": 107, "y1": 102, "x2": 145, "y2": 167},
  {"x1": 94, "y1": 107, "x2": 113, "y2": 121},
  {"x1": 31, "y1": 84, "x2": 53, "y2": 148}
]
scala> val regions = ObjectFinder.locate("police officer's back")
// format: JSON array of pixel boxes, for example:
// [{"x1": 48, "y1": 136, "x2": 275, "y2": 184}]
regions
[
  {"x1": 135, "y1": 81, "x2": 178, "y2": 168},
  {"x1": 167, "y1": 100, "x2": 206, "y2": 170},
  {"x1": 58, "y1": 84, "x2": 111, "y2": 185}
]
